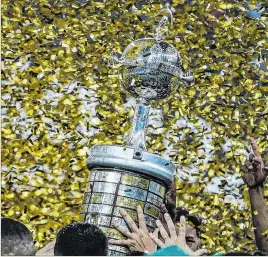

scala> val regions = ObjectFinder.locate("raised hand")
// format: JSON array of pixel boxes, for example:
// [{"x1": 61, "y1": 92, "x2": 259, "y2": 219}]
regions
[
  {"x1": 241, "y1": 137, "x2": 267, "y2": 187},
  {"x1": 149, "y1": 212, "x2": 207, "y2": 256},
  {"x1": 109, "y1": 205, "x2": 158, "y2": 254}
]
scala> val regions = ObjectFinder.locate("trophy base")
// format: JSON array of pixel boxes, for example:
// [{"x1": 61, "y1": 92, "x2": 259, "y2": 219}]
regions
[{"x1": 82, "y1": 145, "x2": 175, "y2": 256}]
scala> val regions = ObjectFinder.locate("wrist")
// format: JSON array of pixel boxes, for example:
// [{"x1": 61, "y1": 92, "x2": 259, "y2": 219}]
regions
[{"x1": 248, "y1": 183, "x2": 264, "y2": 190}]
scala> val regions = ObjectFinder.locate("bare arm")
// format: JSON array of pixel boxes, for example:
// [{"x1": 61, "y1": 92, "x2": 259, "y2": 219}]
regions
[
  {"x1": 241, "y1": 137, "x2": 268, "y2": 251},
  {"x1": 248, "y1": 184, "x2": 268, "y2": 251}
]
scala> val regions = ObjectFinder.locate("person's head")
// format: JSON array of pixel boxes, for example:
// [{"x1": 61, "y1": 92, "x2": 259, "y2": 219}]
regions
[
  {"x1": 160, "y1": 204, "x2": 202, "y2": 252},
  {"x1": 175, "y1": 207, "x2": 202, "y2": 251},
  {"x1": 163, "y1": 182, "x2": 202, "y2": 251},
  {"x1": 182, "y1": 223, "x2": 201, "y2": 251},
  {"x1": 1, "y1": 218, "x2": 36, "y2": 256},
  {"x1": 54, "y1": 222, "x2": 108, "y2": 256}
]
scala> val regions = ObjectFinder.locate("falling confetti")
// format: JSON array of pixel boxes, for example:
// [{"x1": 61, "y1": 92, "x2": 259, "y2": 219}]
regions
[{"x1": 1, "y1": 0, "x2": 268, "y2": 253}]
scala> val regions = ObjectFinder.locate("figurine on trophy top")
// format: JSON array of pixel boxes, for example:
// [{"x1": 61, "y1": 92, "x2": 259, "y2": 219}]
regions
[{"x1": 111, "y1": 3, "x2": 194, "y2": 151}]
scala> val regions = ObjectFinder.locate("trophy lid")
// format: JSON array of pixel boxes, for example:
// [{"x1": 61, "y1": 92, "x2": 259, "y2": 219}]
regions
[{"x1": 87, "y1": 145, "x2": 175, "y2": 186}]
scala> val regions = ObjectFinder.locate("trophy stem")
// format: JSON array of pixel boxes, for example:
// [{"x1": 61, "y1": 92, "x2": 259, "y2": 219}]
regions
[{"x1": 127, "y1": 101, "x2": 150, "y2": 151}]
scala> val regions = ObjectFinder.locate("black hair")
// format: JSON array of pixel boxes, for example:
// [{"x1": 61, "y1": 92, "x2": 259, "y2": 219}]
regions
[
  {"x1": 176, "y1": 207, "x2": 203, "y2": 237},
  {"x1": 163, "y1": 181, "x2": 177, "y2": 222},
  {"x1": 1, "y1": 218, "x2": 36, "y2": 256},
  {"x1": 54, "y1": 222, "x2": 108, "y2": 256}
]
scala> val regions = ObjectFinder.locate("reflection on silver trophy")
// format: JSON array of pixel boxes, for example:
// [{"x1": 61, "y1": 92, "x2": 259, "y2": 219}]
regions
[{"x1": 81, "y1": 4, "x2": 193, "y2": 256}]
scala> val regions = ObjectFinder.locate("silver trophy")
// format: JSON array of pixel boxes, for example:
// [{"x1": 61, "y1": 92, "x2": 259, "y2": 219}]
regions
[{"x1": 81, "y1": 4, "x2": 194, "y2": 256}]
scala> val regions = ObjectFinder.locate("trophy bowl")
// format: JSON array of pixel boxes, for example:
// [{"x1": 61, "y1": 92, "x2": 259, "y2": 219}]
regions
[{"x1": 112, "y1": 38, "x2": 194, "y2": 101}]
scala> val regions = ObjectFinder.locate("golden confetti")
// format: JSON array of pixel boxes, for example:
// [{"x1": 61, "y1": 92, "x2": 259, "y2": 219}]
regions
[{"x1": 1, "y1": 0, "x2": 267, "y2": 253}]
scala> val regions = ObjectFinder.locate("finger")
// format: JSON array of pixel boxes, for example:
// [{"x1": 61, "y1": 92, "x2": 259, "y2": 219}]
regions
[
  {"x1": 178, "y1": 215, "x2": 186, "y2": 238},
  {"x1": 250, "y1": 137, "x2": 260, "y2": 157},
  {"x1": 160, "y1": 204, "x2": 169, "y2": 214},
  {"x1": 253, "y1": 157, "x2": 262, "y2": 165},
  {"x1": 137, "y1": 205, "x2": 147, "y2": 231},
  {"x1": 109, "y1": 239, "x2": 130, "y2": 246},
  {"x1": 129, "y1": 246, "x2": 137, "y2": 253},
  {"x1": 114, "y1": 224, "x2": 133, "y2": 238},
  {"x1": 164, "y1": 213, "x2": 177, "y2": 239},
  {"x1": 152, "y1": 228, "x2": 159, "y2": 237},
  {"x1": 149, "y1": 233, "x2": 165, "y2": 248},
  {"x1": 119, "y1": 209, "x2": 139, "y2": 233},
  {"x1": 155, "y1": 219, "x2": 169, "y2": 240},
  {"x1": 194, "y1": 249, "x2": 208, "y2": 256}
]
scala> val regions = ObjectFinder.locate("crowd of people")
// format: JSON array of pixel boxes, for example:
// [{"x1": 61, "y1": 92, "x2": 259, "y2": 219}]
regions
[{"x1": 1, "y1": 138, "x2": 268, "y2": 256}]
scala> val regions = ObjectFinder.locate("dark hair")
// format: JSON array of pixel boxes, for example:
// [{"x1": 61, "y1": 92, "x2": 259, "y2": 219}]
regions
[
  {"x1": 224, "y1": 252, "x2": 251, "y2": 256},
  {"x1": 175, "y1": 207, "x2": 203, "y2": 237},
  {"x1": 1, "y1": 218, "x2": 36, "y2": 256},
  {"x1": 54, "y1": 222, "x2": 108, "y2": 256},
  {"x1": 164, "y1": 181, "x2": 177, "y2": 222},
  {"x1": 164, "y1": 182, "x2": 203, "y2": 238}
]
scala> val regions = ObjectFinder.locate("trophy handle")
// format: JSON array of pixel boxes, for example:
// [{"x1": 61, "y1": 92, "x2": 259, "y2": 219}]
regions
[{"x1": 153, "y1": 3, "x2": 175, "y2": 42}]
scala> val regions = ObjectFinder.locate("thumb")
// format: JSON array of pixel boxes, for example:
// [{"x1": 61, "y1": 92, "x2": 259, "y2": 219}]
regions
[{"x1": 193, "y1": 249, "x2": 208, "y2": 256}]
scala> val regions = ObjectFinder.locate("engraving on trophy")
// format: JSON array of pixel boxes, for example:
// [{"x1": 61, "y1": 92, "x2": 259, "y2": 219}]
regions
[
  {"x1": 108, "y1": 245, "x2": 129, "y2": 254},
  {"x1": 144, "y1": 203, "x2": 160, "y2": 218},
  {"x1": 91, "y1": 192, "x2": 115, "y2": 205},
  {"x1": 113, "y1": 207, "x2": 138, "y2": 221},
  {"x1": 149, "y1": 181, "x2": 165, "y2": 197},
  {"x1": 115, "y1": 196, "x2": 145, "y2": 210},
  {"x1": 87, "y1": 204, "x2": 113, "y2": 215},
  {"x1": 93, "y1": 182, "x2": 117, "y2": 194},
  {"x1": 121, "y1": 174, "x2": 149, "y2": 190},
  {"x1": 144, "y1": 214, "x2": 157, "y2": 228},
  {"x1": 147, "y1": 192, "x2": 163, "y2": 207},
  {"x1": 111, "y1": 217, "x2": 127, "y2": 228},
  {"x1": 94, "y1": 171, "x2": 121, "y2": 183},
  {"x1": 102, "y1": 227, "x2": 126, "y2": 239},
  {"x1": 85, "y1": 214, "x2": 111, "y2": 227},
  {"x1": 108, "y1": 250, "x2": 128, "y2": 256},
  {"x1": 118, "y1": 185, "x2": 147, "y2": 201}
]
